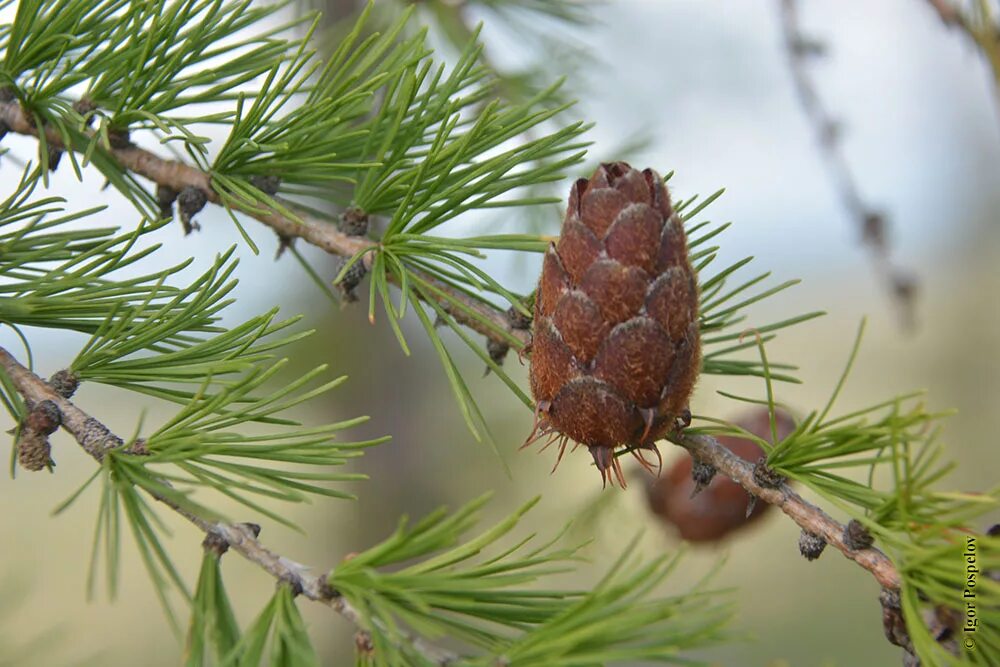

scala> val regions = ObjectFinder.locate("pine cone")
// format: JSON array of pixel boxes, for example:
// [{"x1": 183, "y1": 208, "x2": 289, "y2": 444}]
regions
[
  {"x1": 17, "y1": 430, "x2": 52, "y2": 472},
  {"x1": 525, "y1": 162, "x2": 701, "y2": 487}
]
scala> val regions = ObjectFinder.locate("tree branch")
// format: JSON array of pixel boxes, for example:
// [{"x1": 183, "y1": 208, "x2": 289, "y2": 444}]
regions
[
  {"x1": 0, "y1": 99, "x2": 528, "y2": 350},
  {"x1": 0, "y1": 345, "x2": 460, "y2": 666},
  {"x1": 921, "y1": 0, "x2": 1000, "y2": 127},
  {"x1": 778, "y1": 0, "x2": 917, "y2": 330},
  {"x1": 670, "y1": 430, "x2": 902, "y2": 590}
]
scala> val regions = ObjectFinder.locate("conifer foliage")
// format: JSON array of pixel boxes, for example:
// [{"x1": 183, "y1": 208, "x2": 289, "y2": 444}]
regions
[{"x1": 0, "y1": 1, "x2": 996, "y2": 665}]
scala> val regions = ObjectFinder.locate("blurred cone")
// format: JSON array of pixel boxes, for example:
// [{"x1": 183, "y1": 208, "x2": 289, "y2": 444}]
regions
[{"x1": 646, "y1": 407, "x2": 795, "y2": 543}]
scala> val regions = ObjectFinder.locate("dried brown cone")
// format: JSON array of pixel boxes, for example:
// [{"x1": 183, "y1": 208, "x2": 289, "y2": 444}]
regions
[
  {"x1": 525, "y1": 162, "x2": 701, "y2": 487},
  {"x1": 17, "y1": 430, "x2": 52, "y2": 471}
]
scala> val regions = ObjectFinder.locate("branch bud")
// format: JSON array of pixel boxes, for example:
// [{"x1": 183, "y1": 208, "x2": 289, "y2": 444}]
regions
[
  {"x1": 249, "y1": 174, "x2": 281, "y2": 196},
  {"x1": 46, "y1": 143, "x2": 62, "y2": 172},
  {"x1": 354, "y1": 630, "x2": 374, "y2": 657},
  {"x1": 689, "y1": 457, "x2": 716, "y2": 497},
  {"x1": 48, "y1": 369, "x2": 79, "y2": 398},
  {"x1": 334, "y1": 258, "x2": 367, "y2": 302},
  {"x1": 843, "y1": 519, "x2": 874, "y2": 550},
  {"x1": 107, "y1": 126, "x2": 132, "y2": 149},
  {"x1": 177, "y1": 186, "x2": 208, "y2": 235},
  {"x1": 798, "y1": 529, "x2": 827, "y2": 561},
  {"x1": 25, "y1": 400, "x2": 61, "y2": 435},
  {"x1": 485, "y1": 338, "x2": 509, "y2": 373},
  {"x1": 339, "y1": 206, "x2": 369, "y2": 237},
  {"x1": 239, "y1": 522, "x2": 262, "y2": 539},
  {"x1": 879, "y1": 588, "x2": 913, "y2": 652},
  {"x1": 752, "y1": 457, "x2": 785, "y2": 488},
  {"x1": 202, "y1": 532, "x2": 230, "y2": 557},
  {"x1": 16, "y1": 429, "x2": 52, "y2": 472},
  {"x1": 505, "y1": 305, "x2": 532, "y2": 331},
  {"x1": 156, "y1": 184, "x2": 178, "y2": 221}
]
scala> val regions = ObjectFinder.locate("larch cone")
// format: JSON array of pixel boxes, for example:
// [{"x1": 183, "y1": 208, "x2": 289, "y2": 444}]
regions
[{"x1": 524, "y1": 162, "x2": 701, "y2": 487}]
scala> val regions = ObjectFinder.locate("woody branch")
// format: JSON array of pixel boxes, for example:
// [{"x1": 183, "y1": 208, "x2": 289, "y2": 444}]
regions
[
  {"x1": 670, "y1": 430, "x2": 902, "y2": 590},
  {"x1": 0, "y1": 345, "x2": 459, "y2": 666},
  {"x1": 0, "y1": 99, "x2": 528, "y2": 351},
  {"x1": 778, "y1": 0, "x2": 917, "y2": 329},
  {"x1": 2, "y1": 90, "x2": 905, "y2": 600}
]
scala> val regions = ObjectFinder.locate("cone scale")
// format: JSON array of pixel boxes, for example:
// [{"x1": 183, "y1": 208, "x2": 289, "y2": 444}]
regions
[{"x1": 525, "y1": 162, "x2": 701, "y2": 487}]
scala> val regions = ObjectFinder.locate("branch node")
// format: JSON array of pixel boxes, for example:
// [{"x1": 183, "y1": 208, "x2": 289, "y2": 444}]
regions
[
  {"x1": 798, "y1": 529, "x2": 827, "y2": 561},
  {"x1": 334, "y1": 258, "x2": 367, "y2": 303},
  {"x1": 751, "y1": 457, "x2": 785, "y2": 488},
  {"x1": 354, "y1": 630, "x2": 374, "y2": 657},
  {"x1": 505, "y1": 305, "x2": 532, "y2": 330},
  {"x1": 274, "y1": 234, "x2": 294, "y2": 260},
  {"x1": 843, "y1": 519, "x2": 875, "y2": 551},
  {"x1": 0, "y1": 88, "x2": 11, "y2": 142},
  {"x1": 46, "y1": 144, "x2": 62, "y2": 172},
  {"x1": 202, "y1": 531, "x2": 230, "y2": 558},
  {"x1": 879, "y1": 587, "x2": 914, "y2": 653},
  {"x1": 47, "y1": 369, "x2": 79, "y2": 398},
  {"x1": 107, "y1": 126, "x2": 132, "y2": 149},
  {"x1": 124, "y1": 438, "x2": 149, "y2": 456},
  {"x1": 177, "y1": 186, "x2": 208, "y2": 235},
  {"x1": 317, "y1": 576, "x2": 340, "y2": 601},
  {"x1": 790, "y1": 35, "x2": 827, "y2": 58},
  {"x1": 278, "y1": 574, "x2": 304, "y2": 597},
  {"x1": 674, "y1": 408, "x2": 692, "y2": 431},
  {"x1": 689, "y1": 457, "x2": 716, "y2": 498},
  {"x1": 238, "y1": 522, "x2": 262, "y2": 539},
  {"x1": 339, "y1": 206, "x2": 369, "y2": 237},
  {"x1": 16, "y1": 429, "x2": 52, "y2": 472},
  {"x1": 861, "y1": 211, "x2": 887, "y2": 250},
  {"x1": 72, "y1": 98, "x2": 97, "y2": 127},
  {"x1": 156, "y1": 184, "x2": 179, "y2": 221},
  {"x1": 26, "y1": 399, "x2": 61, "y2": 435},
  {"x1": 483, "y1": 338, "x2": 509, "y2": 376},
  {"x1": 249, "y1": 174, "x2": 281, "y2": 197}
]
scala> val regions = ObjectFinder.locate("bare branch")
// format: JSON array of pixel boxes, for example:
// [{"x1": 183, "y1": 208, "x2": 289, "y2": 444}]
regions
[
  {"x1": 778, "y1": 0, "x2": 918, "y2": 329},
  {"x1": 0, "y1": 100, "x2": 528, "y2": 351},
  {"x1": 670, "y1": 430, "x2": 903, "y2": 590},
  {"x1": 921, "y1": 0, "x2": 1000, "y2": 123},
  {"x1": 0, "y1": 345, "x2": 460, "y2": 666}
]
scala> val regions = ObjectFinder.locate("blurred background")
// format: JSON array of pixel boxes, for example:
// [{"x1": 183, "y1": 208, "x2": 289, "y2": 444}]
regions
[{"x1": 1, "y1": 1, "x2": 999, "y2": 665}]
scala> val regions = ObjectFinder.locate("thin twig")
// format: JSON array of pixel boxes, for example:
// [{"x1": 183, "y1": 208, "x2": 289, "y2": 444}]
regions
[
  {"x1": 0, "y1": 345, "x2": 460, "y2": 666},
  {"x1": 0, "y1": 340, "x2": 904, "y2": 598},
  {"x1": 779, "y1": 0, "x2": 917, "y2": 329},
  {"x1": 922, "y1": 0, "x2": 1000, "y2": 128},
  {"x1": 670, "y1": 430, "x2": 902, "y2": 590},
  {"x1": 0, "y1": 100, "x2": 528, "y2": 350}
]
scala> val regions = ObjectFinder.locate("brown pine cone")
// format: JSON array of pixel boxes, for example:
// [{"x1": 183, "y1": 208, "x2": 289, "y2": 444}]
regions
[
  {"x1": 524, "y1": 162, "x2": 701, "y2": 487},
  {"x1": 17, "y1": 430, "x2": 52, "y2": 472}
]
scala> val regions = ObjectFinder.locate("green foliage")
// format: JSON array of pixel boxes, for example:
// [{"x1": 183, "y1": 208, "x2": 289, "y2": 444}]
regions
[
  {"x1": 329, "y1": 496, "x2": 732, "y2": 666},
  {"x1": 0, "y1": 1, "x2": 995, "y2": 666},
  {"x1": 694, "y1": 321, "x2": 1000, "y2": 666},
  {"x1": 225, "y1": 584, "x2": 319, "y2": 667},
  {"x1": 676, "y1": 186, "x2": 823, "y2": 383},
  {"x1": 185, "y1": 550, "x2": 242, "y2": 667},
  {"x1": 212, "y1": 6, "x2": 424, "y2": 188},
  {"x1": 0, "y1": 169, "x2": 206, "y2": 344}
]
